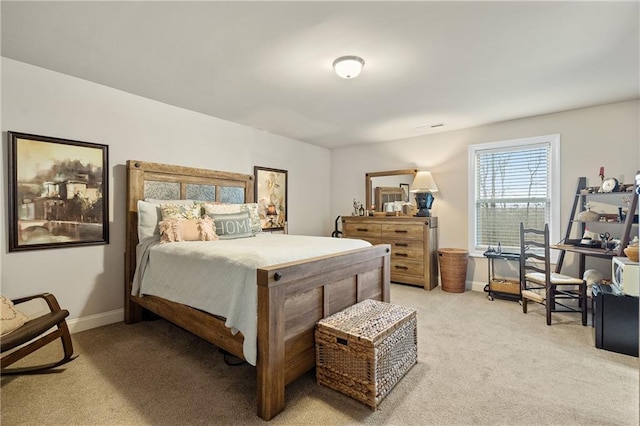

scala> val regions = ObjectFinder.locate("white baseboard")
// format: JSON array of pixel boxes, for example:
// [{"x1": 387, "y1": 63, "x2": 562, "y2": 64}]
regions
[
  {"x1": 469, "y1": 280, "x2": 487, "y2": 292},
  {"x1": 67, "y1": 309, "x2": 124, "y2": 334},
  {"x1": 66, "y1": 282, "x2": 487, "y2": 334}
]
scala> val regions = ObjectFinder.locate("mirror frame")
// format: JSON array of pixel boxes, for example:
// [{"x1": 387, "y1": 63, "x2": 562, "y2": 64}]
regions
[{"x1": 365, "y1": 169, "x2": 417, "y2": 212}]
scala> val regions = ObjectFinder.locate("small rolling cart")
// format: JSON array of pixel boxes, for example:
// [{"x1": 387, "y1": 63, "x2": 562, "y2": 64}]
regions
[{"x1": 483, "y1": 251, "x2": 521, "y2": 301}]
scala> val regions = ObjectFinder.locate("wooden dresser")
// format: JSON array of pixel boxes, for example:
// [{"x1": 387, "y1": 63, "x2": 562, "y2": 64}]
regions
[{"x1": 342, "y1": 216, "x2": 438, "y2": 290}]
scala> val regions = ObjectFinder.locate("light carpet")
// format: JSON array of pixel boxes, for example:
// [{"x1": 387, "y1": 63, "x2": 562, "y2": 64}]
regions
[{"x1": 1, "y1": 284, "x2": 638, "y2": 425}]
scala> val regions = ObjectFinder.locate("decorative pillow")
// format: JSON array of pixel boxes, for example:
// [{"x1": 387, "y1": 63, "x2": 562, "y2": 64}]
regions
[
  {"x1": 159, "y1": 216, "x2": 218, "y2": 243},
  {"x1": 137, "y1": 200, "x2": 162, "y2": 241},
  {"x1": 160, "y1": 203, "x2": 202, "y2": 221},
  {"x1": 0, "y1": 295, "x2": 29, "y2": 336},
  {"x1": 211, "y1": 212, "x2": 253, "y2": 240},
  {"x1": 240, "y1": 203, "x2": 262, "y2": 235},
  {"x1": 202, "y1": 203, "x2": 262, "y2": 235},
  {"x1": 137, "y1": 199, "x2": 195, "y2": 241}
]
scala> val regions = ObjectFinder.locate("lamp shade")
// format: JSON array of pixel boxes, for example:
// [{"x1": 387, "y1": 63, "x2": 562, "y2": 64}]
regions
[
  {"x1": 410, "y1": 171, "x2": 439, "y2": 193},
  {"x1": 333, "y1": 56, "x2": 365, "y2": 79}
]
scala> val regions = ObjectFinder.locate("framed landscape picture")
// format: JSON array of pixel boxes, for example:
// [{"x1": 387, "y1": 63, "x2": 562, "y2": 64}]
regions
[
  {"x1": 7, "y1": 132, "x2": 109, "y2": 252},
  {"x1": 254, "y1": 166, "x2": 287, "y2": 231}
]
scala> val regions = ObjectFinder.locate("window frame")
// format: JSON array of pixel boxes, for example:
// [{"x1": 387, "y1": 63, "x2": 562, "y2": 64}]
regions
[{"x1": 467, "y1": 134, "x2": 561, "y2": 259}]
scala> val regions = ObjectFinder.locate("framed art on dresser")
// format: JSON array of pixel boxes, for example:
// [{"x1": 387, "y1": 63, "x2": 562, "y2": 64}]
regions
[
  {"x1": 7, "y1": 131, "x2": 109, "y2": 252},
  {"x1": 254, "y1": 166, "x2": 287, "y2": 230}
]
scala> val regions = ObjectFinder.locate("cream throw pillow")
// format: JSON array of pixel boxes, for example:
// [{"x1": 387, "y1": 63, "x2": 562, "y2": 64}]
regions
[{"x1": 0, "y1": 295, "x2": 29, "y2": 336}]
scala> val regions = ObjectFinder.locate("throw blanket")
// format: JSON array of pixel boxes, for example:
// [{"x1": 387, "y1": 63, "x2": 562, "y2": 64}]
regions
[{"x1": 133, "y1": 233, "x2": 371, "y2": 365}]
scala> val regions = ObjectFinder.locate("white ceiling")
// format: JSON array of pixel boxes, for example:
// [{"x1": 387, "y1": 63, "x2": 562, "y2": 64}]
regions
[{"x1": 2, "y1": 1, "x2": 638, "y2": 149}]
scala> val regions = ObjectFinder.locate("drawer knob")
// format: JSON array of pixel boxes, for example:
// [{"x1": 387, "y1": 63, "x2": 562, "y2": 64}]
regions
[
  {"x1": 395, "y1": 243, "x2": 408, "y2": 247},
  {"x1": 395, "y1": 230, "x2": 408, "y2": 233},
  {"x1": 395, "y1": 253, "x2": 408, "y2": 257},
  {"x1": 394, "y1": 265, "x2": 409, "y2": 270},
  {"x1": 356, "y1": 228, "x2": 369, "y2": 232}
]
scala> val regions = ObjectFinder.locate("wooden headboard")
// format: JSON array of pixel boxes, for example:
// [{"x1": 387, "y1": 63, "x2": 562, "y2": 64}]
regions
[{"x1": 124, "y1": 160, "x2": 254, "y2": 299}]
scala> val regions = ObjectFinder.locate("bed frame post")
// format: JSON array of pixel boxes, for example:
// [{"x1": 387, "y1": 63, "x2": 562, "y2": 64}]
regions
[{"x1": 256, "y1": 270, "x2": 286, "y2": 420}]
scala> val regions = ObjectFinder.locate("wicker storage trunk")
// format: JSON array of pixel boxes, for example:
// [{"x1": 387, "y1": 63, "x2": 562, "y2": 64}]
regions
[{"x1": 315, "y1": 299, "x2": 417, "y2": 410}]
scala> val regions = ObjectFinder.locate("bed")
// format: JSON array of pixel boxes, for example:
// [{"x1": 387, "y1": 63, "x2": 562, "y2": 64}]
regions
[{"x1": 124, "y1": 160, "x2": 391, "y2": 420}]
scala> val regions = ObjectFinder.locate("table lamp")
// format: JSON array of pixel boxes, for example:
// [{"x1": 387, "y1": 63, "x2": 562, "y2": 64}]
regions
[
  {"x1": 410, "y1": 171, "x2": 439, "y2": 217},
  {"x1": 266, "y1": 204, "x2": 278, "y2": 227}
]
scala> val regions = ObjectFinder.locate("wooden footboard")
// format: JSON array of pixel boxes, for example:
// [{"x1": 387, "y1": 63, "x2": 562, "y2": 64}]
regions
[
  {"x1": 126, "y1": 243, "x2": 390, "y2": 420},
  {"x1": 256, "y1": 244, "x2": 390, "y2": 420}
]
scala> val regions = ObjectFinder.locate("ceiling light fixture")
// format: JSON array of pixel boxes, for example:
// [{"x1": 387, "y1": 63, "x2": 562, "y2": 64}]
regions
[{"x1": 333, "y1": 56, "x2": 365, "y2": 79}]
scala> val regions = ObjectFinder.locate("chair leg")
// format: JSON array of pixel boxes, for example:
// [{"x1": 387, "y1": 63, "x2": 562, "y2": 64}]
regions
[
  {"x1": 581, "y1": 285, "x2": 588, "y2": 326},
  {"x1": 522, "y1": 297, "x2": 528, "y2": 313},
  {"x1": 58, "y1": 320, "x2": 75, "y2": 361},
  {"x1": 1, "y1": 322, "x2": 77, "y2": 375},
  {"x1": 546, "y1": 286, "x2": 553, "y2": 325}
]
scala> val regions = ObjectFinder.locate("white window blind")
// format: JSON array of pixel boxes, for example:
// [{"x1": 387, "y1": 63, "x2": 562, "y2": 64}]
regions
[{"x1": 468, "y1": 135, "x2": 560, "y2": 254}]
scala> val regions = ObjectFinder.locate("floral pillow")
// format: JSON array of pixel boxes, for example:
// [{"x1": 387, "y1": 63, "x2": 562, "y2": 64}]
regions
[
  {"x1": 160, "y1": 203, "x2": 202, "y2": 221},
  {"x1": 202, "y1": 203, "x2": 261, "y2": 235},
  {"x1": 137, "y1": 199, "x2": 196, "y2": 241},
  {"x1": 0, "y1": 295, "x2": 29, "y2": 336},
  {"x1": 159, "y1": 216, "x2": 218, "y2": 243}
]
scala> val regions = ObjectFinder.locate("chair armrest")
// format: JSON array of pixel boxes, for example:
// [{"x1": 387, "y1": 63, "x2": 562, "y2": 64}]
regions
[{"x1": 11, "y1": 293, "x2": 63, "y2": 313}]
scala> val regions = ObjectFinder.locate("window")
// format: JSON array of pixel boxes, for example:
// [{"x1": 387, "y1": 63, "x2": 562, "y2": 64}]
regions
[{"x1": 468, "y1": 134, "x2": 560, "y2": 256}]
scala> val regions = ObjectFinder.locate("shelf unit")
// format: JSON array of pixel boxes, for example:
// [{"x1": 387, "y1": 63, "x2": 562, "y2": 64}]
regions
[{"x1": 555, "y1": 177, "x2": 638, "y2": 275}]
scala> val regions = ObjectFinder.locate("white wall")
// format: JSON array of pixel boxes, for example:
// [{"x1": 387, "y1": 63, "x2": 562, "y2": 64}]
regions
[
  {"x1": 331, "y1": 100, "x2": 640, "y2": 289},
  {"x1": 2, "y1": 57, "x2": 638, "y2": 330},
  {"x1": 0, "y1": 58, "x2": 332, "y2": 331}
]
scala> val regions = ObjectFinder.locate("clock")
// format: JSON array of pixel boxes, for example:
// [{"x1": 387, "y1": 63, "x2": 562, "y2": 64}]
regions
[{"x1": 600, "y1": 177, "x2": 619, "y2": 193}]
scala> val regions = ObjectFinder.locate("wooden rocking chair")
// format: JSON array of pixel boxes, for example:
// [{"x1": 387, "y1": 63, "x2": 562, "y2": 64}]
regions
[{"x1": 1, "y1": 293, "x2": 77, "y2": 375}]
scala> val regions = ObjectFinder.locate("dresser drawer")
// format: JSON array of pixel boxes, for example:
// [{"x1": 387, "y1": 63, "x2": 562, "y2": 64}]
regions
[
  {"x1": 381, "y1": 224, "x2": 423, "y2": 240},
  {"x1": 343, "y1": 223, "x2": 382, "y2": 239},
  {"x1": 388, "y1": 240, "x2": 423, "y2": 253},
  {"x1": 390, "y1": 246, "x2": 423, "y2": 263},
  {"x1": 391, "y1": 258, "x2": 424, "y2": 279}
]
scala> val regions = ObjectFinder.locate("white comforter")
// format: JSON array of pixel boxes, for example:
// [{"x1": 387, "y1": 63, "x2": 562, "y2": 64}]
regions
[{"x1": 133, "y1": 233, "x2": 371, "y2": 365}]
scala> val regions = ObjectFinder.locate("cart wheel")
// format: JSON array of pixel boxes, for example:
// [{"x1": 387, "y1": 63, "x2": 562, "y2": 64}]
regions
[
  {"x1": 518, "y1": 300, "x2": 523, "y2": 306},
  {"x1": 488, "y1": 295, "x2": 494, "y2": 301}
]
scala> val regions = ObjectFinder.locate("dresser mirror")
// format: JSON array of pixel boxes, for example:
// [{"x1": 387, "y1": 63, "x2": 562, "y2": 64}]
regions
[{"x1": 366, "y1": 169, "x2": 417, "y2": 212}]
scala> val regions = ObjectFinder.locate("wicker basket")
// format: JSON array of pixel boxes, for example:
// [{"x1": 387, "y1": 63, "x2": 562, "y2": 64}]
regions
[
  {"x1": 490, "y1": 278, "x2": 520, "y2": 295},
  {"x1": 438, "y1": 248, "x2": 468, "y2": 293},
  {"x1": 315, "y1": 299, "x2": 417, "y2": 410}
]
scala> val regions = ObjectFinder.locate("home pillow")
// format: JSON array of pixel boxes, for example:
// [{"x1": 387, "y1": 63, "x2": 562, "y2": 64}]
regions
[
  {"x1": 159, "y1": 216, "x2": 218, "y2": 243},
  {"x1": 137, "y1": 199, "x2": 195, "y2": 241},
  {"x1": 0, "y1": 295, "x2": 29, "y2": 336},
  {"x1": 160, "y1": 203, "x2": 202, "y2": 221},
  {"x1": 202, "y1": 203, "x2": 262, "y2": 235},
  {"x1": 211, "y1": 212, "x2": 253, "y2": 240}
]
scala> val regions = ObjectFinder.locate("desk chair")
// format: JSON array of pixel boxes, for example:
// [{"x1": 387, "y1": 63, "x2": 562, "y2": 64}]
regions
[
  {"x1": 520, "y1": 223, "x2": 587, "y2": 326},
  {"x1": 1, "y1": 293, "x2": 76, "y2": 375}
]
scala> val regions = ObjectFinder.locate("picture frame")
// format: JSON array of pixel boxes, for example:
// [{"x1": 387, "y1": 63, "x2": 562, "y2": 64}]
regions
[
  {"x1": 7, "y1": 132, "x2": 109, "y2": 252},
  {"x1": 254, "y1": 166, "x2": 287, "y2": 231},
  {"x1": 399, "y1": 183, "x2": 410, "y2": 202}
]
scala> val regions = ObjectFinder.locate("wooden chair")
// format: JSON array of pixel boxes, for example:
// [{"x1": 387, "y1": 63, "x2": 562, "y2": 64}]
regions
[
  {"x1": 1, "y1": 293, "x2": 77, "y2": 375},
  {"x1": 519, "y1": 223, "x2": 587, "y2": 326}
]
